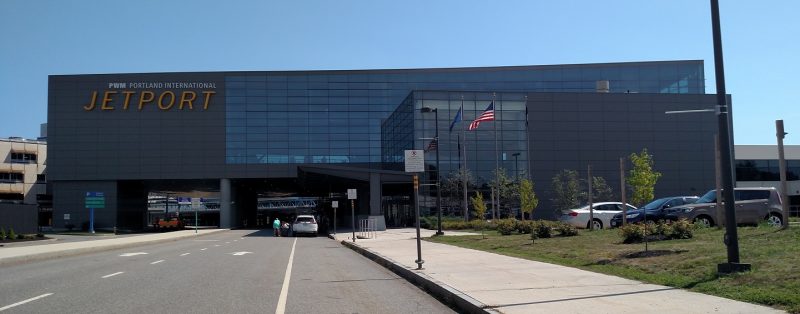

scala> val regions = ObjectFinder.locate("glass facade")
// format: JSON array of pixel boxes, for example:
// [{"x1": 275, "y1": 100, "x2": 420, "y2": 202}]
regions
[
  {"x1": 383, "y1": 91, "x2": 529, "y2": 215},
  {"x1": 736, "y1": 159, "x2": 800, "y2": 181},
  {"x1": 224, "y1": 61, "x2": 704, "y2": 167}
]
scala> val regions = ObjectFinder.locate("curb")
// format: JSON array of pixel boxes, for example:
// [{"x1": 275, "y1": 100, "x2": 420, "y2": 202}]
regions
[
  {"x1": 0, "y1": 229, "x2": 228, "y2": 267},
  {"x1": 339, "y1": 238, "x2": 498, "y2": 314}
]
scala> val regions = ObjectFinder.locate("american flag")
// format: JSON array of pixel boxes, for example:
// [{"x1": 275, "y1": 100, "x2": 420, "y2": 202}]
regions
[
  {"x1": 468, "y1": 101, "x2": 495, "y2": 130},
  {"x1": 425, "y1": 138, "x2": 438, "y2": 151}
]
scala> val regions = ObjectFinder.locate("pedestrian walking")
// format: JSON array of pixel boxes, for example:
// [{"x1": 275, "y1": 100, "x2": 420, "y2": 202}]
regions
[{"x1": 273, "y1": 217, "x2": 281, "y2": 237}]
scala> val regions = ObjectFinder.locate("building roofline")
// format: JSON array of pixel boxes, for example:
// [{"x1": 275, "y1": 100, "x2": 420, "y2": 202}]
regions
[{"x1": 48, "y1": 60, "x2": 703, "y2": 77}]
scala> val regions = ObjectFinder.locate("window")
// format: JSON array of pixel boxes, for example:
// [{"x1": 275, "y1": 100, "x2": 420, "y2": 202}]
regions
[
  {"x1": 0, "y1": 172, "x2": 24, "y2": 182},
  {"x1": 735, "y1": 190, "x2": 770, "y2": 201},
  {"x1": 10, "y1": 152, "x2": 37, "y2": 163},
  {"x1": 36, "y1": 174, "x2": 46, "y2": 183}
]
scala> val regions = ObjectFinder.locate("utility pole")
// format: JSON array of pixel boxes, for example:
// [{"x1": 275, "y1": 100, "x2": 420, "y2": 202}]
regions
[
  {"x1": 620, "y1": 157, "x2": 627, "y2": 225},
  {"x1": 588, "y1": 164, "x2": 594, "y2": 231},
  {"x1": 777, "y1": 120, "x2": 789, "y2": 229},
  {"x1": 711, "y1": 0, "x2": 749, "y2": 274}
]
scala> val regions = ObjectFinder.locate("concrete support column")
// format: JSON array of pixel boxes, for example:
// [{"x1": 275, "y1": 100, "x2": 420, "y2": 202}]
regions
[
  {"x1": 369, "y1": 172, "x2": 381, "y2": 216},
  {"x1": 220, "y1": 178, "x2": 232, "y2": 229}
]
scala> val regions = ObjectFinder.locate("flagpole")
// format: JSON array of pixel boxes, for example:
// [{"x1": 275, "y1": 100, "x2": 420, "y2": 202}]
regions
[
  {"x1": 493, "y1": 92, "x2": 499, "y2": 219},
  {"x1": 525, "y1": 95, "x2": 531, "y2": 181},
  {"x1": 461, "y1": 96, "x2": 469, "y2": 222}
]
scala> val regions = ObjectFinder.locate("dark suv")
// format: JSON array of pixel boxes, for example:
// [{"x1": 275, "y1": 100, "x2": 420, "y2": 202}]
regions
[
  {"x1": 610, "y1": 196, "x2": 698, "y2": 228},
  {"x1": 664, "y1": 187, "x2": 785, "y2": 227}
]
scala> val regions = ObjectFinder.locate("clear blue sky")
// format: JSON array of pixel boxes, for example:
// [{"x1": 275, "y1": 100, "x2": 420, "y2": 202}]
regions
[{"x1": 1, "y1": 0, "x2": 797, "y2": 144}]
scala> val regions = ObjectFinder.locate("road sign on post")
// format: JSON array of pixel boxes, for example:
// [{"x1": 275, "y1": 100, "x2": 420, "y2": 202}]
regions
[
  {"x1": 348, "y1": 189, "x2": 357, "y2": 242},
  {"x1": 85, "y1": 192, "x2": 105, "y2": 234},
  {"x1": 191, "y1": 197, "x2": 201, "y2": 233},
  {"x1": 404, "y1": 150, "x2": 425, "y2": 173},
  {"x1": 404, "y1": 150, "x2": 424, "y2": 269},
  {"x1": 332, "y1": 201, "x2": 338, "y2": 235}
]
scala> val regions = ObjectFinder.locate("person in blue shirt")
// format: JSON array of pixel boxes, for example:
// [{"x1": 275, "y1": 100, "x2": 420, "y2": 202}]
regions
[{"x1": 273, "y1": 218, "x2": 281, "y2": 237}]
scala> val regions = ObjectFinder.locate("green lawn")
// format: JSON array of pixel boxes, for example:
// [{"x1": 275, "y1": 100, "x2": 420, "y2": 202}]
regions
[{"x1": 428, "y1": 225, "x2": 800, "y2": 313}]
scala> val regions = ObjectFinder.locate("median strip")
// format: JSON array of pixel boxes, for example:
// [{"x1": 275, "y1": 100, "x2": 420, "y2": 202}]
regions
[{"x1": 0, "y1": 293, "x2": 53, "y2": 312}]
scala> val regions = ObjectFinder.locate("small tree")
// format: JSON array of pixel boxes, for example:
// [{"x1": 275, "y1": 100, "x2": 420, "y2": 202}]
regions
[
  {"x1": 519, "y1": 178, "x2": 539, "y2": 221},
  {"x1": 0, "y1": 227, "x2": 5, "y2": 240},
  {"x1": 628, "y1": 149, "x2": 662, "y2": 206},
  {"x1": 443, "y1": 168, "x2": 477, "y2": 221},
  {"x1": 551, "y1": 169, "x2": 581, "y2": 216},
  {"x1": 470, "y1": 191, "x2": 488, "y2": 238},
  {"x1": 489, "y1": 168, "x2": 515, "y2": 218},
  {"x1": 471, "y1": 191, "x2": 487, "y2": 221},
  {"x1": 579, "y1": 176, "x2": 615, "y2": 203}
]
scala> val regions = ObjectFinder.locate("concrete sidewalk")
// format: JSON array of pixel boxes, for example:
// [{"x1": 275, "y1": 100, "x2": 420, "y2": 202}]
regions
[
  {"x1": 333, "y1": 228, "x2": 784, "y2": 314},
  {"x1": 0, "y1": 229, "x2": 226, "y2": 266}
]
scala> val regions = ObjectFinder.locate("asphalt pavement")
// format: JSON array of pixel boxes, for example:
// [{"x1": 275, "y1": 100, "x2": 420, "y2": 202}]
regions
[{"x1": 0, "y1": 229, "x2": 454, "y2": 314}]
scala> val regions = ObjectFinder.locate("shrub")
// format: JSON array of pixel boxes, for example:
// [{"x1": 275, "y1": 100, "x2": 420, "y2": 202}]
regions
[
  {"x1": 496, "y1": 219, "x2": 518, "y2": 235},
  {"x1": 420, "y1": 216, "x2": 437, "y2": 229},
  {"x1": 0, "y1": 227, "x2": 5, "y2": 240},
  {"x1": 533, "y1": 221, "x2": 553, "y2": 238},
  {"x1": 7, "y1": 228, "x2": 16, "y2": 241},
  {"x1": 554, "y1": 222, "x2": 578, "y2": 237},
  {"x1": 619, "y1": 223, "x2": 646, "y2": 244},
  {"x1": 669, "y1": 218, "x2": 694, "y2": 239},
  {"x1": 655, "y1": 220, "x2": 674, "y2": 236},
  {"x1": 618, "y1": 219, "x2": 694, "y2": 243},
  {"x1": 517, "y1": 221, "x2": 534, "y2": 234},
  {"x1": 442, "y1": 220, "x2": 469, "y2": 230}
]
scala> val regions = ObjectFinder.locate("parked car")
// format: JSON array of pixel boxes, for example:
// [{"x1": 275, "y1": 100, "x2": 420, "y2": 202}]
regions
[
  {"x1": 292, "y1": 215, "x2": 318, "y2": 236},
  {"x1": 664, "y1": 187, "x2": 785, "y2": 227},
  {"x1": 610, "y1": 196, "x2": 698, "y2": 228},
  {"x1": 560, "y1": 202, "x2": 637, "y2": 230}
]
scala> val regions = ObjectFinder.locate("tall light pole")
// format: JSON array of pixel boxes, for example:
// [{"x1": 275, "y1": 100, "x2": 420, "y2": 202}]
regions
[
  {"x1": 776, "y1": 120, "x2": 789, "y2": 229},
  {"x1": 710, "y1": 0, "x2": 749, "y2": 274},
  {"x1": 421, "y1": 107, "x2": 443, "y2": 236},
  {"x1": 512, "y1": 152, "x2": 521, "y2": 219}
]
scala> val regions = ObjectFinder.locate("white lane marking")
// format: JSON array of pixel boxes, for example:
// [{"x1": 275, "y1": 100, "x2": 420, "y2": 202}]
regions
[
  {"x1": 233, "y1": 240, "x2": 238, "y2": 242},
  {"x1": 229, "y1": 251, "x2": 252, "y2": 256},
  {"x1": 180, "y1": 253, "x2": 190, "y2": 256},
  {"x1": 200, "y1": 248, "x2": 207, "y2": 251},
  {"x1": 214, "y1": 244, "x2": 221, "y2": 247},
  {"x1": 225, "y1": 242, "x2": 230, "y2": 244},
  {"x1": 119, "y1": 252, "x2": 148, "y2": 257},
  {"x1": 102, "y1": 272, "x2": 124, "y2": 279},
  {"x1": 0, "y1": 293, "x2": 53, "y2": 312},
  {"x1": 150, "y1": 260, "x2": 165, "y2": 265},
  {"x1": 275, "y1": 238, "x2": 297, "y2": 314},
  {"x1": 192, "y1": 239, "x2": 219, "y2": 242}
]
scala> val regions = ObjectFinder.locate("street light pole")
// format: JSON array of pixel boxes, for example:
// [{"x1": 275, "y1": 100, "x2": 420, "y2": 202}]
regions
[
  {"x1": 711, "y1": 0, "x2": 749, "y2": 274},
  {"x1": 776, "y1": 120, "x2": 789, "y2": 229},
  {"x1": 421, "y1": 107, "x2": 443, "y2": 236}
]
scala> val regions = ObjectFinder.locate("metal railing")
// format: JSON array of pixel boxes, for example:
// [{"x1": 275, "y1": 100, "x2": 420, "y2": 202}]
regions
[{"x1": 358, "y1": 218, "x2": 377, "y2": 239}]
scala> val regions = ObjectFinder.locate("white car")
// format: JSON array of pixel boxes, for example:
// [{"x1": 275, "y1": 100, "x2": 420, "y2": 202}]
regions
[
  {"x1": 560, "y1": 202, "x2": 637, "y2": 230},
  {"x1": 292, "y1": 215, "x2": 318, "y2": 236}
]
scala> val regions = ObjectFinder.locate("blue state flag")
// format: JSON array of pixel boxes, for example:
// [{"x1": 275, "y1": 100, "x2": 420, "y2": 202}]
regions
[{"x1": 449, "y1": 104, "x2": 463, "y2": 132}]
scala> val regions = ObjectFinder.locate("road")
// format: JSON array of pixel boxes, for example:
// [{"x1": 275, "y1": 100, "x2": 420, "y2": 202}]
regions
[{"x1": 0, "y1": 230, "x2": 454, "y2": 313}]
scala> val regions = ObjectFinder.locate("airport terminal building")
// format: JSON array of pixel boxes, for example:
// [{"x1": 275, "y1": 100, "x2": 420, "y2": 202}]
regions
[{"x1": 47, "y1": 60, "x2": 720, "y2": 231}]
